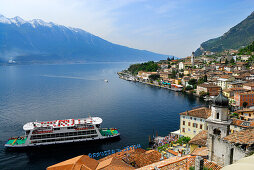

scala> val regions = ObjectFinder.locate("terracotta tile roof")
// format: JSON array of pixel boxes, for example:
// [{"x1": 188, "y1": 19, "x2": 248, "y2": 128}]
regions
[
  {"x1": 198, "y1": 83, "x2": 220, "y2": 88},
  {"x1": 99, "y1": 148, "x2": 144, "y2": 162},
  {"x1": 235, "y1": 108, "x2": 254, "y2": 113},
  {"x1": 96, "y1": 157, "x2": 134, "y2": 170},
  {"x1": 220, "y1": 75, "x2": 230, "y2": 79},
  {"x1": 231, "y1": 119, "x2": 254, "y2": 128},
  {"x1": 179, "y1": 107, "x2": 211, "y2": 119},
  {"x1": 167, "y1": 149, "x2": 178, "y2": 156},
  {"x1": 243, "y1": 82, "x2": 254, "y2": 87},
  {"x1": 47, "y1": 155, "x2": 99, "y2": 170},
  {"x1": 223, "y1": 128, "x2": 254, "y2": 145},
  {"x1": 123, "y1": 149, "x2": 161, "y2": 168},
  {"x1": 191, "y1": 147, "x2": 208, "y2": 157},
  {"x1": 137, "y1": 156, "x2": 189, "y2": 170},
  {"x1": 188, "y1": 130, "x2": 208, "y2": 146}
]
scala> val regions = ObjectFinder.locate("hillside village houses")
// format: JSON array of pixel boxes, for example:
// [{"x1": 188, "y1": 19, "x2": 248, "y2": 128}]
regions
[{"x1": 116, "y1": 50, "x2": 254, "y2": 168}]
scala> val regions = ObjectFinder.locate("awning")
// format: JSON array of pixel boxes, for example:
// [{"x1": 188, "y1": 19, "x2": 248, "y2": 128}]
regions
[{"x1": 170, "y1": 129, "x2": 182, "y2": 136}]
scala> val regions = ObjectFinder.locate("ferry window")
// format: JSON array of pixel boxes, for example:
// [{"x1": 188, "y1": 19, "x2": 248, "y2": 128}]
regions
[{"x1": 54, "y1": 128, "x2": 60, "y2": 130}]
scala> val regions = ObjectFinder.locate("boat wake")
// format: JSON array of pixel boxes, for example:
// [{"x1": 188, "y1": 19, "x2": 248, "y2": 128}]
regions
[{"x1": 40, "y1": 75, "x2": 104, "y2": 81}]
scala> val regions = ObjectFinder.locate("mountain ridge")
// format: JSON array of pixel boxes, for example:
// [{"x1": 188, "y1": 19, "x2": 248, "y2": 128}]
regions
[
  {"x1": 0, "y1": 14, "x2": 171, "y2": 64},
  {"x1": 195, "y1": 11, "x2": 254, "y2": 56}
]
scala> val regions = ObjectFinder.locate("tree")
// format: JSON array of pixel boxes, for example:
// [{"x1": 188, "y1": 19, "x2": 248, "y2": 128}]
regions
[
  {"x1": 243, "y1": 102, "x2": 248, "y2": 108},
  {"x1": 198, "y1": 78, "x2": 204, "y2": 85},
  {"x1": 230, "y1": 58, "x2": 235, "y2": 64},
  {"x1": 170, "y1": 70, "x2": 177, "y2": 78},
  {"x1": 148, "y1": 74, "x2": 160, "y2": 81},
  {"x1": 204, "y1": 74, "x2": 208, "y2": 82},
  {"x1": 185, "y1": 86, "x2": 192, "y2": 90},
  {"x1": 199, "y1": 91, "x2": 208, "y2": 97},
  {"x1": 128, "y1": 61, "x2": 159, "y2": 75},
  {"x1": 188, "y1": 79, "x2": 197, "y2": 87},
  {"x1": 179, "y1": 73, "x2": 184, "y2": 78}
]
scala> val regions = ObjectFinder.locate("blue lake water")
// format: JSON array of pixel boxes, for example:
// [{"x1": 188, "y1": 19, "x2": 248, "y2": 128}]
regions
[{"x1": 0, "y1": 63, "x2": 204, "y2": 169}]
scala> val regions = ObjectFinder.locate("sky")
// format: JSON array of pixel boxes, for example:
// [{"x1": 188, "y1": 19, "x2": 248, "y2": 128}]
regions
[{"x1": 0, "y1": 0, "x2": 254, "y2": 57}]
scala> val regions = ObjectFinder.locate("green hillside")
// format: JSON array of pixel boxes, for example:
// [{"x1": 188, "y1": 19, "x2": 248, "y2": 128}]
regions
[
  {"x1": 238, "y1": 41, "x2": 254, "y2": 55},
  {"x1": 195, "y1": 12, "x2": 254, "y2": 56}
]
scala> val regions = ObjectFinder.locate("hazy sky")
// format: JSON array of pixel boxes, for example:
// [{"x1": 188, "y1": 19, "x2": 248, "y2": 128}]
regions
[{"x1": 0, "y1": 0, "x2": 254, "y2": 57}]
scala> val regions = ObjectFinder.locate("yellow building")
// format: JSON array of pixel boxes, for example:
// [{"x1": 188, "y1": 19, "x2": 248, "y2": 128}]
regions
[
  {"x1": 179, "y1": 107, "x2": 211, "y2": 138},
  {"x1": 223, "y1": 89, "x2": 232, "y2": 98},
  {"x1": 175, "y1": 78, "x2": 182, "y2": 85},
  {"x1": 235, "y1": 108, "x2": 254, "y2": 121},
  {"x1": 188, "y1": 130, "x2": 207, "y2": 153},
  {"x1": 184, "y1": 70, "x2": 191, "y2": 76}
]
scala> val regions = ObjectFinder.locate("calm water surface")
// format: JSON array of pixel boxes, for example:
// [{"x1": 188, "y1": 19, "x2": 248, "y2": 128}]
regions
[{"x1": 0, "y1": 63, "x2": 204, "y2": 170}]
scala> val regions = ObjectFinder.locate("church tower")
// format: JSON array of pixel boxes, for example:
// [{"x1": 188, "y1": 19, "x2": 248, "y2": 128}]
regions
[
  {"x1": 206, "y1": 90, "x2": 231, "y2": 162},
  {"x1": 191, "y1": 52, "x2": 195, "y2": 67}
]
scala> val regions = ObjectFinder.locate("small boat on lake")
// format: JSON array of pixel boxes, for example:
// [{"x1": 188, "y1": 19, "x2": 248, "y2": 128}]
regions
[{"x1": 5, "y1": 117, "x2": 120, "y2": 148}]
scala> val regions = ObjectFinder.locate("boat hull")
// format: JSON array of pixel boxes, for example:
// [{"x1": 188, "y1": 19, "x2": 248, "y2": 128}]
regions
[{"x1": 5, "y1": 133, "x2": 120, "y2": 149}]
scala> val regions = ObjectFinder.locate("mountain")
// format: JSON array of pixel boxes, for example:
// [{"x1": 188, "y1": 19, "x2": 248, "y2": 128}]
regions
[
  {"x1": 195, "y1": 11, "x2": 254, "y2": 56},
  {"x1": 0, "y1": 14, "x2": 171, "y2": 64}
]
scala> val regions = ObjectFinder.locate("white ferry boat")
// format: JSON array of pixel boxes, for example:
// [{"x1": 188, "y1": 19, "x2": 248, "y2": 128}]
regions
[{"x1": 5, "y1": 117, "x2": 120, "y2": 148}]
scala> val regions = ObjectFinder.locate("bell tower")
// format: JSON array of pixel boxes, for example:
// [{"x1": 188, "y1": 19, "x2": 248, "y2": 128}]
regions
[
  {"x1": 206, "y1": 90, "x2": 231, "y2": 161},
  {"x1": 191, "y1": 52, "x2": 195, "y2": 67}
]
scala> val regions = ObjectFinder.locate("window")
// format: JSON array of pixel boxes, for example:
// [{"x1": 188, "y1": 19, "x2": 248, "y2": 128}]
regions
[
  {"x1": 183, "y1": 116, "x2": 185, "y2": 119},
  {"x1": 182, "y1": 128, "x2": 185, "y2": 132},
  {"x1": 200, "y1": 124, "x2": 203, "y2": 129},
  {"x1": 217, "y1": 113, "x2": 220, "y2": 119},
  {"x1": 190, "y1": 117, "x2": 192, "y2": 120},
  {"x1": 183, "y1": 121, "x2": 185, "y2": 125},
  {"x1": 188, "y1": 122, "x2": 191, "y2": 126},
  {"x1": 194, "y1": 118, "x2": 196, "y2": 121}
]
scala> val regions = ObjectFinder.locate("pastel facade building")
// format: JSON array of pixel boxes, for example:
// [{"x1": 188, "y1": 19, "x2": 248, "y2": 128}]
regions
[
  {"x1": 179, "y1": 107, "x2": 211, "y2": 138},
  {"x1": 197, "y1": 83, "x2": 221, "y2": 96},
  {"x1": 234, "y1": 91, "x2": 254, "y2": 107}
]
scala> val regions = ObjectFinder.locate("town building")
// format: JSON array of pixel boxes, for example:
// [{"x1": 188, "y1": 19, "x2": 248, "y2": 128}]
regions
[
  {"x1": 197, "y1": 83, "x2": 221, "y2": 96},
  {"x1": 235, "y1": 108, "x2": 254, "y2": 121},
  {"x1": 234, "y1": 91, "x2": 254, "y2": 107},
  {"x1": 206, "y1": 91, "x2": 254, "y2": 166},
  {"x1": 137, "y1": 71, "x2": 158, "y2": 81},
  {"x1": 230, "y1": 118, "x2": 254, "y2": 133},
  {"x1": 179, "y1": 107, "x2": 211, "y2": 138},
  {"x1": 243, "y1": 82, "x2": 254, "y2": 90},
  {"x1": 216, "y1": 76, "x2": 235, "y2": 90},
  {"x1": 188, "y1": 130, "x2": 207, "y2": 153},
  {"x1": 227, "y1": 80, "x2": 246, "y2": 89}
]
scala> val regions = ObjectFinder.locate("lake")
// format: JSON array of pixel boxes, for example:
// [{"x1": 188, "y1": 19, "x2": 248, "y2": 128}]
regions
[{"x1": 0, "y1": 63, "x2": 204, "y2": 170}]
